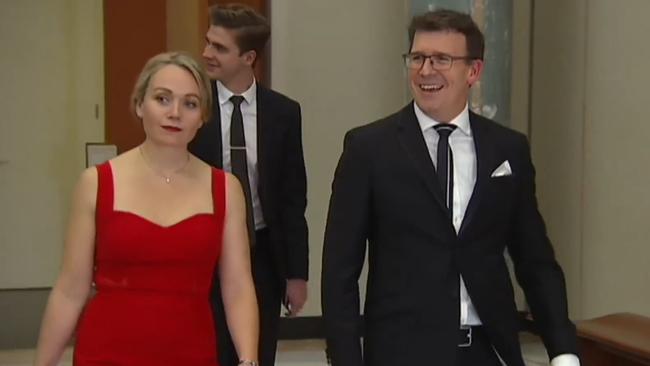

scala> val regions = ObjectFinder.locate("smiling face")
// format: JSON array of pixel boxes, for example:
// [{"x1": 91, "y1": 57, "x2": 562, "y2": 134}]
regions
[
  {"x1": 135, "y1": 64, "x2": 204, "y2": 147},
  {"x1": 408, "y1": 30, "x2": 483, "y2": 122}
]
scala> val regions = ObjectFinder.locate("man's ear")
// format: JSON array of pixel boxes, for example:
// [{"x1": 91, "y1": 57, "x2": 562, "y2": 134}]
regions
[
  {"x1": 243, "y1": 50, "x2": 258, "y2": 66},
  {"x1": 467, "y1": 59, "x2": 484, "y2": 87}
]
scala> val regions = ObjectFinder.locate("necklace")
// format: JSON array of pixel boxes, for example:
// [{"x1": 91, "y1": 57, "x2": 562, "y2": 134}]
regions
[{"x1": 139, "y1": 146, "x2": 190, "y2": 184}]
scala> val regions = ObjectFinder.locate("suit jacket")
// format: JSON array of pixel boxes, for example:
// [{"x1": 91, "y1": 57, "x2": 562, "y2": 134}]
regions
[
  {"x1": 189, "y1": 82, "x2": 308, "y2": 281},
  {"x1": 322, "y1": 103, "x2": 577, "y2": 366}
]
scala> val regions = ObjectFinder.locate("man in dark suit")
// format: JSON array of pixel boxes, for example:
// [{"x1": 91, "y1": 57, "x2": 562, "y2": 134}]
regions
[
  {"x1": 322, "y1": 9, "x2": 579, "y2": 366},
  {"x1": 190, "y1": 4, "x2": 308, "y2": 366}
]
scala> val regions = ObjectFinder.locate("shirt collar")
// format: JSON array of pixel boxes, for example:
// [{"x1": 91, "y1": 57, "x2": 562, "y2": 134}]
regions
[
  {"x1": 413, "y1": 102, "x2": 472, "y2": 137},
  {"x1": 216, "y1": 79, "x2": 257, "y2": 106}
]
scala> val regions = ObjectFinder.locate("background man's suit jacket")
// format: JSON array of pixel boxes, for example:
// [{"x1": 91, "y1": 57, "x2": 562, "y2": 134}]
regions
[
  {"x1": 322, "y1": 103, "x2": 577, "y2": 366},
  {"x1": 190, "y1": 83, "x2": 309, "y2": 281}
]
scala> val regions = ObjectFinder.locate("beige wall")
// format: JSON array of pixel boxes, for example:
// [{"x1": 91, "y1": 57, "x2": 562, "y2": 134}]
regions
[
  {"x1": 0, "y1": 0, "x2": 104, "y2": 289},
  {"x1": 530, "y1": 0, "x2": 588, "y2": 319},
  {"x1": 510, "y1": 0, "x2": 532, "y2": 135},
  {"x1": 531, "y1": 0, "x2": 650, "y2": 319},
  {"x1": 271, "y1": 0, "x2": 410, "y2": 316},
  {"x1": 580, "y1": 0, "x2": 650, "y2": 318},
  {"x1": 509, "y1": 0, "x2": 533, "y2": 309},
  {"x1": 0, "y1": 0, "x2": 104, "y2": 348}
]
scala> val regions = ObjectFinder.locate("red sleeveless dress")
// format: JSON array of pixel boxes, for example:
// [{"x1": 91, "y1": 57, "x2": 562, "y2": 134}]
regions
[{"x1": 74, "y1": 162, "x2": 225, "y2": 365}]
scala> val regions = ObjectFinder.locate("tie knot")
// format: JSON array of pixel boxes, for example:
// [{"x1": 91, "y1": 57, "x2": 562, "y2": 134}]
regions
[
  {"x1": 434, "y1": 124, "x2": 457, "y2": 138},
  {"x1": 230, "y1": 95, "x2": 245, "y2": 107}
]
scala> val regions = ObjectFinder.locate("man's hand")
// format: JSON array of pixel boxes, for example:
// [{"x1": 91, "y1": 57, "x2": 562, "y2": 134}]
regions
[{"x1": 284, "y1": 279, "x2": 308, "y2": 316}]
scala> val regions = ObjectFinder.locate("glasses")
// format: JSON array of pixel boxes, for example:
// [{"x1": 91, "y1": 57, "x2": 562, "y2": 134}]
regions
[{"x1": 402, "y1": 53, "x2": 479, "y2": 70}]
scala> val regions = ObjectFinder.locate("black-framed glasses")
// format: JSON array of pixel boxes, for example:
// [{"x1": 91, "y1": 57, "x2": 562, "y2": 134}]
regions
[{"x1": 402, "y1": 53, "x2": 479, "y2": 70}]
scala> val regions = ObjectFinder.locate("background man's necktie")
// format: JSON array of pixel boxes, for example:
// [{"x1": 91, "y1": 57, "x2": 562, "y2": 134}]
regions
[{"x1": 229, "y1": 95, "x2": 255, "y2": 247}]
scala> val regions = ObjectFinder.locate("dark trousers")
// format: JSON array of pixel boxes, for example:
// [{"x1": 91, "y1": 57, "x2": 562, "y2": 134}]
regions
[
  {"x1": 213, "y1": 228, "x2": 284, "y2": 366},
  {"x1": 455, "y1": 327, "x2": 502, "y2": 366}
]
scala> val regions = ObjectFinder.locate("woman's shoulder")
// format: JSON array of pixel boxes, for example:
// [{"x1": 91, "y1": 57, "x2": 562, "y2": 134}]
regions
[
  {"x1": 72, "y1": 165, "x2": 100, "y2": 210},
  {"x1": 105, "y1": 148, "x2": 137, "y2": 169},
  {"x1": 78, "y1": 165, "x2": 99, "y2": 187}
]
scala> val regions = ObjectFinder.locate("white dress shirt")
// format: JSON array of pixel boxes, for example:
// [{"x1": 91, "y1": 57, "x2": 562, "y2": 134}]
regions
[
  {"x1": 413, "y1": 102, "x2": 579, "y2": 366},
  {"x1": 414, "y1": 102, "x2": 482, "y2": 326},
  {"x1": 216, "y1": 80, "x2": 266, "y2": 230}
]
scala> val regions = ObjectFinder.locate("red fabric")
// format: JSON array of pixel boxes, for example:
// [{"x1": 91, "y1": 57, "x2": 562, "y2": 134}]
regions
[{"x1": 74, "y1": 162, "x2": 225, "y2": 365}]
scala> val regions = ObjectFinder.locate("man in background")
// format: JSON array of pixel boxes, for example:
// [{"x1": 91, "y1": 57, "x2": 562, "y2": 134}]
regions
[{"x1": 190, "y1": 4, "x2": 309, "y2": 365}]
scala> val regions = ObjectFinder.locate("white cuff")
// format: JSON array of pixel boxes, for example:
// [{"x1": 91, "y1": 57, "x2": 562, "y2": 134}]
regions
[{"x1": 550, "y1": 353, "x2": 580, "y2": 366}]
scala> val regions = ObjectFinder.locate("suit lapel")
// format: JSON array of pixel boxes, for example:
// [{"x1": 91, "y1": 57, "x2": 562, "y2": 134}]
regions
[
  {"x1": 458, "y1": 111, "x2": 496, "y2": 236},
  {"x1": 256, "y1": 85, "x2": 270, "y2": 194},
  {"x1": 396, "y1": 103, "x2": 448, "y2": 213}
]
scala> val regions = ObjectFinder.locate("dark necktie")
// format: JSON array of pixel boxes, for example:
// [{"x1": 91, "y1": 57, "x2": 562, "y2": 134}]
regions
[
  {"x1": 434, "y1": 124, "x2": 457, "y2": 218},
  {"x1": 229, "y1": 95, "x2": 255, "y2": 247}
]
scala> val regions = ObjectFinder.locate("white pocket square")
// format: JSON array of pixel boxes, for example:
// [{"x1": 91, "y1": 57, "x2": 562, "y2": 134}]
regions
[{"x1": 490, "y1": 160, "x2": 512, "y2": 177}]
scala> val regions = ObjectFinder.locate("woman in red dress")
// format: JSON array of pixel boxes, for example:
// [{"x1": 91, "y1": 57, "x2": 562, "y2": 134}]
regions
[{"x1": 34, "y1": 52, "x2": 259, "y2": 366}]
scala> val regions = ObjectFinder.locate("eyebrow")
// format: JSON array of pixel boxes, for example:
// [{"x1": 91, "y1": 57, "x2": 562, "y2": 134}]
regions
[
  {"x1": 409, "y1": 51, "x2": 452, "y2": 57},
  {"x1": 152, "y1": 87, "x2": 200, "y2": 99},
  {"x1": 205, "y1": 37, "x2": 228, "y2": 50}
]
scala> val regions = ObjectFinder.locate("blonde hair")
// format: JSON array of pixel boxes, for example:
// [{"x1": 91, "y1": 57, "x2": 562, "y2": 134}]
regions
[{"x1": 130, "y1": 52, "x2": 213, "y2": 123}]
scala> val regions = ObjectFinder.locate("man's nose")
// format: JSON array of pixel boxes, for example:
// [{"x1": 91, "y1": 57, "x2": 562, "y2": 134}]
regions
[
  {"x1": 202, "y1": 45, "x2": 212, "y2": 59},
  {"x1": 419, "y1": 57, "x2": 436, "y2": 76}
]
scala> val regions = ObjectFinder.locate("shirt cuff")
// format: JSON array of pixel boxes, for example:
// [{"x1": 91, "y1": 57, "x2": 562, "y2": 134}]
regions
[{"x1": 550, "y1": 354, "x2": 580, "y2": 366}]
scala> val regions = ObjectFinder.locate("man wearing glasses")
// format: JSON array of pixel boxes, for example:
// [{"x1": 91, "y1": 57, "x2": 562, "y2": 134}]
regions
[{"x1": 322, "y1": 9, "x2": 579, "y2": 366}]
